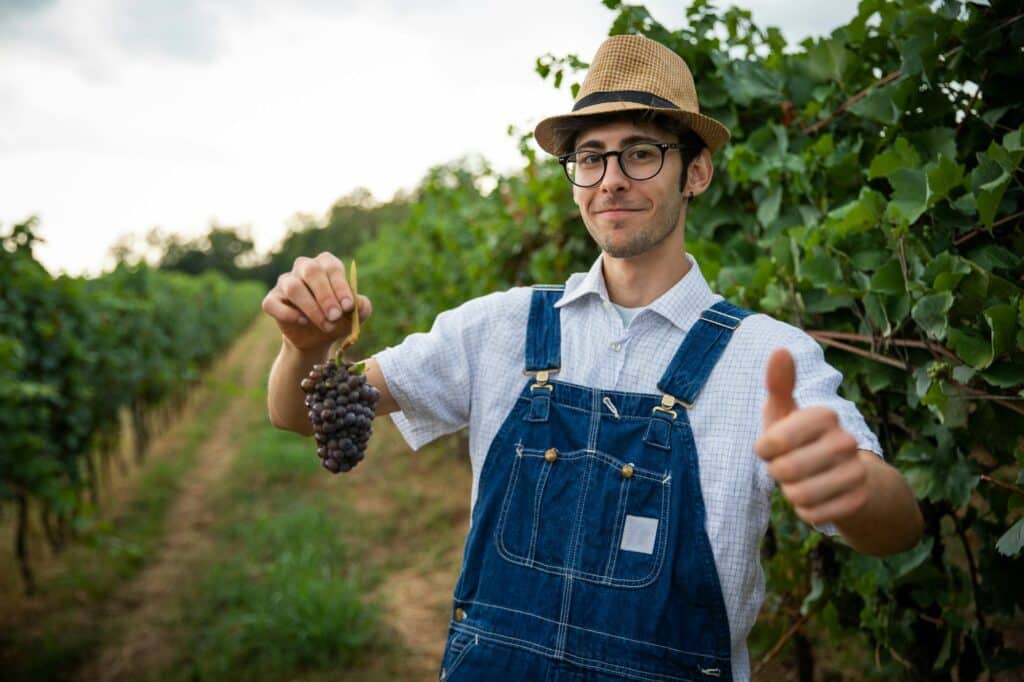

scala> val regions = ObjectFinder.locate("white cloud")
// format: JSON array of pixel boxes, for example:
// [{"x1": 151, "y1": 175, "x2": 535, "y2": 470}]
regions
[{"x1": 0, "y1": 0, "x2": 861, "y2": 276}]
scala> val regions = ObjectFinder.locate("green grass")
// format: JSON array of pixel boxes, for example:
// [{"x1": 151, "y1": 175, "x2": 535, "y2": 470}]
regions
[{"x1": 160, "y1": 420, "x2": 388, "y2": 681}]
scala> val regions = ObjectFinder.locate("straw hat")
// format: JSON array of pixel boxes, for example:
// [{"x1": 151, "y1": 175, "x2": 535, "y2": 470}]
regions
[{"x1": 534, "y1": 34, "x2": 730, "y2": 156}]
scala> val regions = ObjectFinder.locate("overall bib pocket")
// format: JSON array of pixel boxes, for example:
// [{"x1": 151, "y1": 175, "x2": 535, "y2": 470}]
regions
[
  {"x1": 439, "y1": 630, "x2": 479, "y2": 680},
  {"x1": 495, "y1": 446, "x2": 671, "y2": 587}
]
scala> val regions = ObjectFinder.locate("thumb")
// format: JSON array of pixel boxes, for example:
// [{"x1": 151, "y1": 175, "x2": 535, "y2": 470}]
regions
[{"x1": 763, "y1": 348, "x2": 797, "y2": 429}]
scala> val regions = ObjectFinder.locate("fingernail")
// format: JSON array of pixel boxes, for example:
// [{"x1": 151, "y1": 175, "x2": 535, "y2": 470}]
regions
[
  {"x1": 323, "y1": 322, "x2": 335, "y2": 333},
  {"x1": 297, "y1": 316, "x2": 309, "y2": 325},
  {"x1": 341, "y1": 297, "x2": 353, "y2": 312},
  {"x1": 327, "y1": 307, "x2": 341, "y2": 321}
]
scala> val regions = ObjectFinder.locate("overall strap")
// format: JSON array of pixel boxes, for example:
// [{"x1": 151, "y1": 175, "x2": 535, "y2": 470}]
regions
[
  {"x1": 524, "y1": 286, "x2": 564, "y2": 373},
  {"x1": 656, "y1": 300, "x2": 753, "y2": 407}
]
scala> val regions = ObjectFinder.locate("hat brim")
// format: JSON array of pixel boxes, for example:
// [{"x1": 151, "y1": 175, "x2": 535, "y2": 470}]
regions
[{"x1": 534, "y1": 101, "x2": 730, "y2": 156}]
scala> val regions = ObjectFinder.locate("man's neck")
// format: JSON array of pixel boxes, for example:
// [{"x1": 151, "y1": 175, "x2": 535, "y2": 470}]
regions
[{"x1": 602, "y1": 245, "x2": 692, "y2": 308}]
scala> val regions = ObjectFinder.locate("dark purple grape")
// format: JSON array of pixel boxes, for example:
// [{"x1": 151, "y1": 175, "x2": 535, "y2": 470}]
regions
[{"x1": 301, "y1": 358, "x2": 379, "y2": 474}]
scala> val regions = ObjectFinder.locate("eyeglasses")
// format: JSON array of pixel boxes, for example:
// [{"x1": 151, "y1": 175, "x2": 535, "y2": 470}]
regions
[{"x1": 558, "y1": 142, "x2": 685, "y2": 188}]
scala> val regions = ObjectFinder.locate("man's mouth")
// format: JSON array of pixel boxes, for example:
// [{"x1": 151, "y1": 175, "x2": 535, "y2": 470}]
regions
[{"x1": 595, "y1": 205, "x2": 643, "y2": 216}]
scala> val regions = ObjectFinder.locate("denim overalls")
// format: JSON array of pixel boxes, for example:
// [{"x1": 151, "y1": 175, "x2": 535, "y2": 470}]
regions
[{"x1": 439, "y1": 287, "x2": 752, "y2": 681}]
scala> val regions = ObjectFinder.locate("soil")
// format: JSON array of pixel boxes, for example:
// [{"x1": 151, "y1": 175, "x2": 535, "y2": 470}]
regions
[{"x1": 75, "y1": 321, "x2": 278, "y2": 681}]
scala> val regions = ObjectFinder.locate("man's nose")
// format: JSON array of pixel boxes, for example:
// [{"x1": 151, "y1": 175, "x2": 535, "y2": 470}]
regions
[{"x1": 599, "y1": 154, "x2": 630, "y2": 192}]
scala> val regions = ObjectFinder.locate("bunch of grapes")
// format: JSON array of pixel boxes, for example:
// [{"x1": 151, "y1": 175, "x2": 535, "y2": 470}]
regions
[{"x1": 301, "y1": 359, "x2": 379, "y2": 473}]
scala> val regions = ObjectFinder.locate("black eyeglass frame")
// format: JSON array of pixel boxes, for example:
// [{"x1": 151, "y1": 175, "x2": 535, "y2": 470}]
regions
[{"x1": 558, "y1": 141, "x2": 688, "y2": 188}]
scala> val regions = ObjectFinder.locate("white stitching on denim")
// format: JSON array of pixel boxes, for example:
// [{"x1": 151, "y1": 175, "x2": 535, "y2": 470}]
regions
[
  {"x1": 528, "y1": 456, "x2": 553, "y2": 563},
  {"x1": 604, "y1": 475, "x2": 630, "y2": 580},
  {"x1": 494, "y1": 463, "x2": 672, "y2": 588},
  {"x1": 495, "y1": 448, "x2": 525, "y2": 564},
  {"x1": 458, "y1": 599, "x2": 729, "y2": 660},
  {"x1": 442, "y1": 631, "x2": 479, "y2": 677},
  {"x1": 454, "y1": 623, "x2": 703, "y2": 682}
]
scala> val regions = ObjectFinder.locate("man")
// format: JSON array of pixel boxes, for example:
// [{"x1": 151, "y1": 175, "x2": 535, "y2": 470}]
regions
[{"x1": 263, "y1": 34, "x2": 923, "y2": 682}]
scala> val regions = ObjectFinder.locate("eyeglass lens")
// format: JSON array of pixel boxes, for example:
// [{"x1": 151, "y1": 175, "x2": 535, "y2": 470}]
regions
[{"x1": 565, "y1": 143, "x2": 667, "y2": 187}]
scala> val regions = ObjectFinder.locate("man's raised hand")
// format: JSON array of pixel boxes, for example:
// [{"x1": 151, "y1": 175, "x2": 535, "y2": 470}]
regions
[
  {"x1": 261, "y1": 252, "x2": 372, "y2": 351},
  {"x1": 754, "y1": 349, "x2": 868, "y2": 527}
]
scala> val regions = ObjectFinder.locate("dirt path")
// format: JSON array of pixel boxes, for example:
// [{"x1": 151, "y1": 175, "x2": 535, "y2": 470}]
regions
[{"x1": 77, "y1": 319, "x2": 280, "y2": 682}]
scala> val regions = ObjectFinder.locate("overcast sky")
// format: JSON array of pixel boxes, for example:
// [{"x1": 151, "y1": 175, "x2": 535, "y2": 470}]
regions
[{"x1": 1, "y1": 0, "x2": 859, "y2": 276}]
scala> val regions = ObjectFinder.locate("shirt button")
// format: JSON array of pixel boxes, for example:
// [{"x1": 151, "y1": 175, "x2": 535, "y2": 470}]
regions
[
  {"x1": 609, "y1": 342, "x2": 622, "y2": 352},
  {"x1": 454, "y1": 607, "x2": 467, "y2": 622},
  {"x1": 544, "y1": 448, "x2": 558, "y2": 462}
]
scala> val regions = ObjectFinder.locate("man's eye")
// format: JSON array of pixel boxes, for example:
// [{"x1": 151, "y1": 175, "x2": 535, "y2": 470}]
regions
[
  {"x1": 578, "y1": 153, "x2": 603, "y2": 165},
  {"x1": 628, "y1": 147, "x2": 655, "y2": 161}
]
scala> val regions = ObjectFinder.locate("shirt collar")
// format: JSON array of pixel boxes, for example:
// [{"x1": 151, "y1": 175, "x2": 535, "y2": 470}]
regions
[{"x1": 555, "y1": 253, "x2": 720, "y2": 332}]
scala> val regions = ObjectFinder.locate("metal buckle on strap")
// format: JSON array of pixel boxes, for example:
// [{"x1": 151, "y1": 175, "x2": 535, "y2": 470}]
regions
[
  {"x1": 652, "y1": 393, "x2": 692, "y2": 419},
  {"x1": 700, "y1": 309, "x2": 743, "y2": 330},
  {"x1": 524, "y1": 368, "x2": 558, "y2": 392}
]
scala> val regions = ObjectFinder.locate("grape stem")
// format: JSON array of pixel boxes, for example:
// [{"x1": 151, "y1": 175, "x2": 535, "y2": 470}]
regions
[{"x1": 336, "y1": 260, "x2": 361, "y2": 364}]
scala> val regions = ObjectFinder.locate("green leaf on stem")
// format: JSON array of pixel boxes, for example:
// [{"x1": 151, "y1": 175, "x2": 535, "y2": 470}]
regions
[{"x1": 996, "y1": 518, "x2": 1024, "y2": 557}]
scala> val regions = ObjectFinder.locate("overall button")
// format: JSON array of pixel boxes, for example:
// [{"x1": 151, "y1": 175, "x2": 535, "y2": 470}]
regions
[
  {"x1": 609, "y1": 342, "x2": 622, "y2": 352},
  {"x1": 544, "y1": 448, "x2": 559, "y2": 462},
  {"x1": 621, "y1": 463, "x2": 635, "y2": 479},
  {"x1": 454, "y1": 607, "x2": 467, "y2": 622}
]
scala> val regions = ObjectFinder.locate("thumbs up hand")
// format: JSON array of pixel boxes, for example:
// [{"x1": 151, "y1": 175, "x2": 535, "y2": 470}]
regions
[{"x1": 755, "y1": 349, "x2": 868, "y2": 527}]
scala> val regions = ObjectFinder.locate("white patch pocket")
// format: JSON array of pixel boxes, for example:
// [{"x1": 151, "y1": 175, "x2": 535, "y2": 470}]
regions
[{"x1": 620, "y1": 514, "x2": 658, "y2": 555}]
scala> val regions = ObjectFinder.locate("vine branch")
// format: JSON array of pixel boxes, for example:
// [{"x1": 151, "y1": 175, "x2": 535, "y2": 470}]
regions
[
  {"x1": 953, "y1": 209, "x2": 1024, "y2": 247},
  {"x1": 953, "y1": 515, "x2": 986, "y2": 629},
  {"x1": 802, "y1": 69, "x2": 903, "y2": 135},
  {"x1": 753, "y1": 611, "x2": 812, "y2": 676},
  {"x1": 808, "y1": 333, "x2": 1024, "y2": 417},
  {"x1": 980, "y1": 474, "x2": 1024, "y2": 497}
]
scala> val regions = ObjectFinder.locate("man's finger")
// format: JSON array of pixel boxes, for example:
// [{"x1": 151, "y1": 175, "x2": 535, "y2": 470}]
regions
[
  {"x1": 320, "y1": 254, "x2": 354, "y2": 314},
  {"x1": 763, "y1": 348, "x2": 797, "y2": 429},
  {"x1": 297, "y1": 256, "x2": 344, "y2": 329},
  {"x1": 756, "y1": 406, "x2": 840, "y2": 460},
  {"x1": 262, "y1": 291, "x2": 309, "y2": 326},
  {"x1": 281, "y1": 273, "x2": 333, "y2": 331},
  {"x1": 355, "y1": 294, "x2": 373, "y2": 322},
  {"x1": 794, "y1": 486, "x2": 869, "y2": 527},
  {"x1": 778, "y1": 452, "x2": 866, "y2": 509}
]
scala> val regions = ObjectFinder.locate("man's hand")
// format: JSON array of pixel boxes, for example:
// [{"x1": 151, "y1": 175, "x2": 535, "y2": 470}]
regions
[
  {"x1": 754, "y1": 349, "x2": 868, "y2": 527},
  {"x1": 262, "y1": 252, "x2": 372, "y2": 351}
]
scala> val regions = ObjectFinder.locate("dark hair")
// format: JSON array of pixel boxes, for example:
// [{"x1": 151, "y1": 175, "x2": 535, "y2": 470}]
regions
[{"x1": 550, "y1": 110, "x2": 706, "y2": 191}]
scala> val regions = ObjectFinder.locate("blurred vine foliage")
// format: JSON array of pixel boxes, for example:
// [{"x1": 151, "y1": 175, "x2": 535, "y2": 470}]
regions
[
  {"x1": 356, "y1": 0, "x2": 1023, "y2": 677},
  {"x1": 0, "y1": 218, "x2": 264, "y2": 593}
]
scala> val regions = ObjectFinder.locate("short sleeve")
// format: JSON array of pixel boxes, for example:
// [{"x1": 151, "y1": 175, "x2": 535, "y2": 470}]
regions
[
  {"x1": 787, "y1": 332, "x2": 883, "y2": 459},
  {"x1": 373, "y1": 304, "x2": 476, "y2": 450},
  {"x1": 373, "y1": 290, "x2": 530, "y2": 452}
]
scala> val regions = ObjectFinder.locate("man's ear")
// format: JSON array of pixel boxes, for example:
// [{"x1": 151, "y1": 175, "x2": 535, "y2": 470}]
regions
[{"x1": 684, "y1": 148, "x2": 714, "y2": 198}]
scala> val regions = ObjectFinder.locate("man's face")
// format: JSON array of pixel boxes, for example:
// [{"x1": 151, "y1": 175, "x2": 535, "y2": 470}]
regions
[{"x1": 571, "y1": 120, "x2": 687, "y2": 260}]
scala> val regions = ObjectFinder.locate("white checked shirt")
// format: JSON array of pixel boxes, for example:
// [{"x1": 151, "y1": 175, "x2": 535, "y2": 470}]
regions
[{"x1": 374, "y1": 254, "x2": 882, "y2": 682}]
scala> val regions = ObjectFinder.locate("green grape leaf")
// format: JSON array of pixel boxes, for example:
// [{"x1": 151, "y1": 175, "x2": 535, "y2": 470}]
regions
[
  {"x1": 849, "y1": 86, "x2": 902, "y2": 125},
  {"x1": 948, "y1": 328, "x2": 993, "y2": 370},
  {"x1": 926, "y1": 155, "x2": 964, "y2": 205},
  {"x1": 912, "y1": 292, "x2": 954, "y2": 340},
  {"x1": 984, "y1": 304, "x2": 1018, "y2": 358},
  {"x1": 802, "y1": 251, "x2": 843, "y2": 287},
  {"x1": 885, "y1": 168, "x2": 930, "y2": 225},
  {"x1": 805, "y1": 37, "x2": 851, "y2": 84},
  {"x1": 996, "y1": 518, "x2": 1024, "y2": 557},
  {"x1": 868, "y1": 137, "x2": 920, "y2": 179},
  {"x1": 757, "y1": 185, "x2": 783, "y2": 228},
  {"x1": 904, "y1": 466, "x2": 935, "y2": 499},
  {"x1": 980, "y1": 362, "x2": 1024, "y2": 388},
  {"x1": 870, "y1": 260, "x2": 905, "y2": 295}
]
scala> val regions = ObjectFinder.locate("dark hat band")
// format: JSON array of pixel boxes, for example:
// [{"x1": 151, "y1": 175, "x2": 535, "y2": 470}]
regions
[{"x1": 572, "y1": 90, "x2": 680, "y2": 111}]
